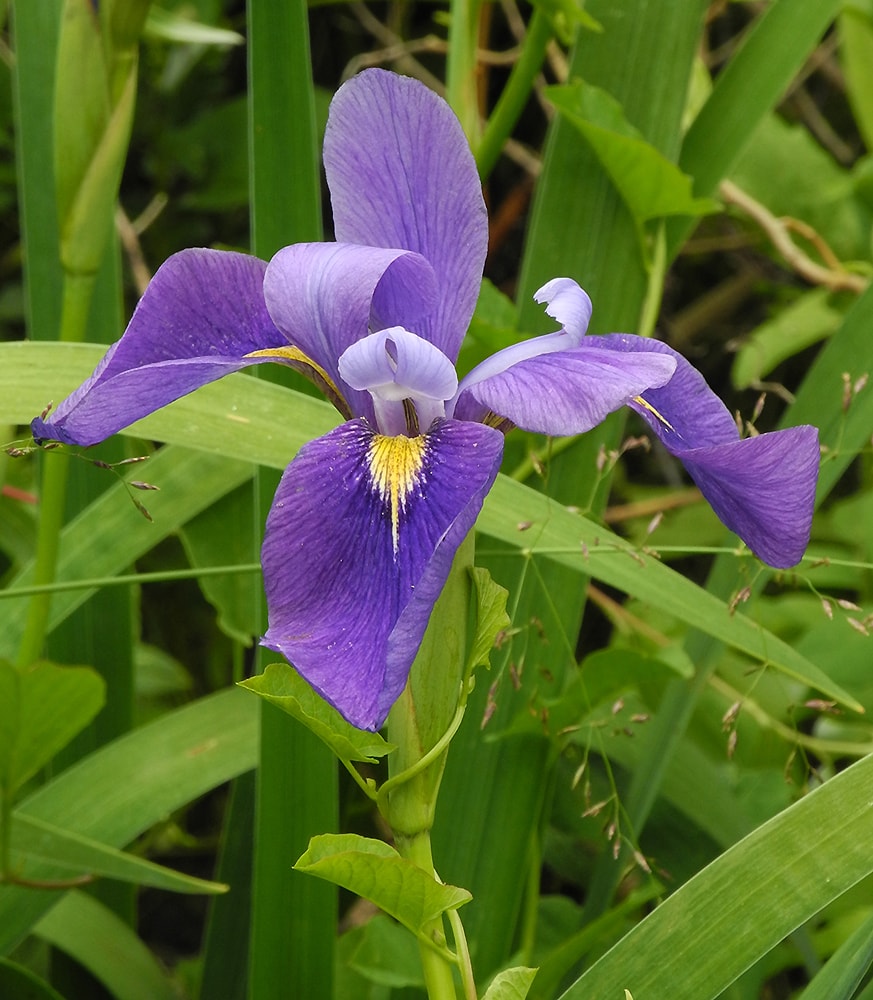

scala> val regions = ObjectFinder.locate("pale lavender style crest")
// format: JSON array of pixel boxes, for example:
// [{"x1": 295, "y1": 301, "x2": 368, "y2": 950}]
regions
[{"x1": 31, "y1": 69, "x2": 819, "y2": 730}]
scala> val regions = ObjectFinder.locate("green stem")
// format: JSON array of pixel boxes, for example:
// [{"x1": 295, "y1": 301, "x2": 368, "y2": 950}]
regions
[
  {"x1": 397, "y1": 827, "x2": 460, "y2": 1000},
  {"x1": 16, "y1": 271, "x2": 95, "y2": 669},
  {"x1": 446, "y1": 0, "x2": 481, "y2": 144},
  {"x1": 476, "y1": 10, "x2": 552, "y2": 179}
]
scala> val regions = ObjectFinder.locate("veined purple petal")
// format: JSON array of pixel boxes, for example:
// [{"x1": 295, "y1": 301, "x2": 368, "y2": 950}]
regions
[
  {"x1": 323, "y1": 69, "x2": 488, "y2": 362},
  {"x1": 452, "y1": 276, "x2": 673, "y2": 433},
  {"x1": 263, "y1": 242, "x2": 437, "y2": 422},
  {"x1": 680, "y1": 428, "x2": 819, "y2": 568},
  {"x1": 454, "y1": 346, "x2": 677, "y2": 434},
  {"x1": 587, "y1": 334, "x2": 819, "y2": 567},
  {"x1": 338, "y1": 327, "x2": 458, "y2": 435},
  {"x1": 261, "y1": 417, "x2": 503, "y2": 730},
  {"x1": 32, "y1": 249, "x2": 286, "y2": 446}
]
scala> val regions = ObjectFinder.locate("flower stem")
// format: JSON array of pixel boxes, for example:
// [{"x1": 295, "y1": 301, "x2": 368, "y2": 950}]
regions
[
  {"x1": 16, "y1": 271, "x2": 96, "y2": 669},
  {"x1": 476, "y1": 10, "x2": 552, "y2": 179},
  {"x1": 382, "y1": 535, "x2": 476, "y2": 999},
  {"x1": 446, "y1": 0, "x2": 482, "y2": 145}
]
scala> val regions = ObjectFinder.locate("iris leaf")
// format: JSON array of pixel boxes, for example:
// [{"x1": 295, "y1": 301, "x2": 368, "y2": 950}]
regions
[
  {"x1": 11, "y1": 813, "x2": 227, "y2": 895},
  {"x1": 558, "y1": 753, "x2": 873, "y2": 999},
  {"x1": 0, "y1": 341, "x2": 860, "y2": 710}
]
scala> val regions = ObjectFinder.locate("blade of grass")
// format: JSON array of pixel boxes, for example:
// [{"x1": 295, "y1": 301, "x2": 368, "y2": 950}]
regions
[
  {"x1": 0, "y1": 687, "x2": 258, "y2": 954},
  {"x1": 559, "y1": 753, "x2": 873, "y2": 999},
  {"x1": 245, "y1": 4, "x2": 337, "y2": 1000}
]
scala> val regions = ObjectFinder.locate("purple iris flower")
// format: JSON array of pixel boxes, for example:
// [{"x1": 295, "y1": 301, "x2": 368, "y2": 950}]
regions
[{"x1": 31, "y1": 69, "x2": 819, "y2": 731}]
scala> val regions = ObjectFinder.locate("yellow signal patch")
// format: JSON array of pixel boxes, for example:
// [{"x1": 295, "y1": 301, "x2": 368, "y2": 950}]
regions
[
  {"x1": 632, "y1": 395, "x2": 675, "y2": 433},
  {"x1": 368, "y1": 434, "x2": 428, "y2": 554}
]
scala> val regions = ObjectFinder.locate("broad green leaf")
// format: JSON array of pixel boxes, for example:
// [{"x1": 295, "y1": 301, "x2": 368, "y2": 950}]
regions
[
  {"x1": 239, "y1": 664, "x2": 394, "y2": 764},
  {"x1": 0, "y1": 959, "x2": 65, "y2": 1000},
  {"x1": 558, "y1": 753, "x2": 873, "y2": 999},
  {"x1": 731, "y1": 289, "x2": 845, "y2": 389},
  {"x1": 467, "y1": 567, "x2": 511, "y2": 673},
  {"x1": 349, "y1": 914, "x2": 426, "y2": 989},
  {"x1": 35, "y1": 890, "x2": 178, "y2": 1000},
  {"x1": 0, "y1": 342, "x2": 859, "y2": 709},
  {"x1": 482, "y1": 966, "x2": 538, "y2": 1000},
  {"x1": 545, "y1": 81, "x2": 716, "y2": 226},
  {"x1": 797, "y1": 906, "x2": 873, "y2": 1000},
  {"x1": 295, "y1": 834, "x2": 471, "y2": 936},
  {"x1": 11, "y1": 812, "x2": 226, "y2": 894},
  {"x1": 0, "y1": 687, "x2": 258, "y2": 953},
  {"x1": 0, "y1": 659, "x2": 104, "y2": 795}
]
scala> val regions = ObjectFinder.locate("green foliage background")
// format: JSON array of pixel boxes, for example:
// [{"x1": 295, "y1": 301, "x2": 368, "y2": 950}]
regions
[{"x1": 2, "y1": 1, "x2": 873, "y2": 999}]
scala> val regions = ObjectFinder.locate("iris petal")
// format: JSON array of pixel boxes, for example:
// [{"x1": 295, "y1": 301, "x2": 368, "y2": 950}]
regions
[
  {"x1": 586, "y1": 333, "x2": 819, "y2": 568},
  {"x1": 261, "y1": 417, "x2": 504, "y2": 730},
  {"x1": 263, "y1": 243, "x2": 437, "y2": 422},
  {"x1": 323, "y1": 69, "x2": 488, "y2": 363},
  {"x1": 31, "y1": 249, "x2": 285, "y2": 446}
]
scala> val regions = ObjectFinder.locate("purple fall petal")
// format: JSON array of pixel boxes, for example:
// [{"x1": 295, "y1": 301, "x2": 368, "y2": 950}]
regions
[
  {"x1": 588, "y1": 334, "x2": 819, "y2": 567},
  {"x1": 323, "y1": 69, "x2": 488, "y2": 362},
  {"x1": 261, "y1": 417, "x2": 504, "y2": 730},
  {"x1": 680, "y1": 427, "x2": 819, "y2": 569},
  {"x1": 32, "y1": 249, "x2": 284, "y2": 446}
]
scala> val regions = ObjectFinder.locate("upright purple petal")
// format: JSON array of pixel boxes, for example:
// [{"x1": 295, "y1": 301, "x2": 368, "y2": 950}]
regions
[
  {"x1": 323, "y1": 69, "x2": 488, "y2": 362},
  {"x1": 261, "y1": 418, "x2": 504, "y2": 730},
  {"x1": 32, "y1": 249, "x2": 285, "y2": 446},
  {"x1": 264, "y1": 242, "x2": 437, "y2": 422},
  {"x1": 587, "y1": 334, "x2": 819, "y2": 568}
]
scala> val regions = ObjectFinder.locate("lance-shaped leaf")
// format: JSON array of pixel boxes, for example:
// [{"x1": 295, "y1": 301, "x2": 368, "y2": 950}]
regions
[
  {"x1": 545, "y1": 81, "x2": 717, "y2": 229},
  {"x1": 10, "y1": 813, "x2": 227, "y2": 895},
  {"x1": 295, "y1": 834, "x2": 471, "y2": 938},
  {"x1": 0, "y1": 660, "x2": 105, "y2": 799},
  {"x1": 239, "y1": 664, "x2": 394, "y2": 764}
]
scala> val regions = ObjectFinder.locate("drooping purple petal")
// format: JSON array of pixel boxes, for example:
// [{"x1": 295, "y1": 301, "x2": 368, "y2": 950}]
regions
[
  {"x1": 587, "y1": 333, "x2": 819, "y2": 568},
  {"x1": 323, "y1": 69, "x2": 488, "y2": 362},
  {"x1": 679, "y1": 428, "x2": 819, "y2": 568},
  {"x1": 261, "y1": 417, "x2": 504, "y2": 730},
  {"x1": 32, "y1": 249, "x2": 286, "y2": 446},
  {"x1": 338, "y1": 327, "x2": 458, "y2": 435},
  {"x1": 263, "y1": 242, "x2": 437, "y2": 423}
]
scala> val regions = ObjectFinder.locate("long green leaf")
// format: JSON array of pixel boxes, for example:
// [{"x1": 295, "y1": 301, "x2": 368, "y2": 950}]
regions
[
  {"x1": 558, "y1": 753, "x2": 873, "y2": 999},
  {"x1": 0, "y1": 341, "x2": 858, "y2": 709},
  {"x1": 34, "y1": 890, "x2": 178, "y2": 1000},
  {"x1": 11, "y1": 813, "x2": 226, "y2": 895},
  {"x1": 0, "y1": 687, "x2": 257, "y2": 953},
  {"x1": 668, "y1": 0, "x2": 842, "y2": 258},
  {"x1": 0, "y1": 443, "x2": 254, "y2": 658}
]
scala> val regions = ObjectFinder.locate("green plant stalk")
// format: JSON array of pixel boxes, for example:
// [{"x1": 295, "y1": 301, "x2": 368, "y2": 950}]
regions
[
  {"x1": 16, "y1": 272, "x2": 96, "y2": 670},
  {"x1": 446, "y1": 0, "x2": 482, "y2": 145},
  {"x1": 384, "y1": 534, "x2": 476, "y2": 998},
  {"x1": 476, "y1": 10, "x2": 552, "y2": 179}
]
